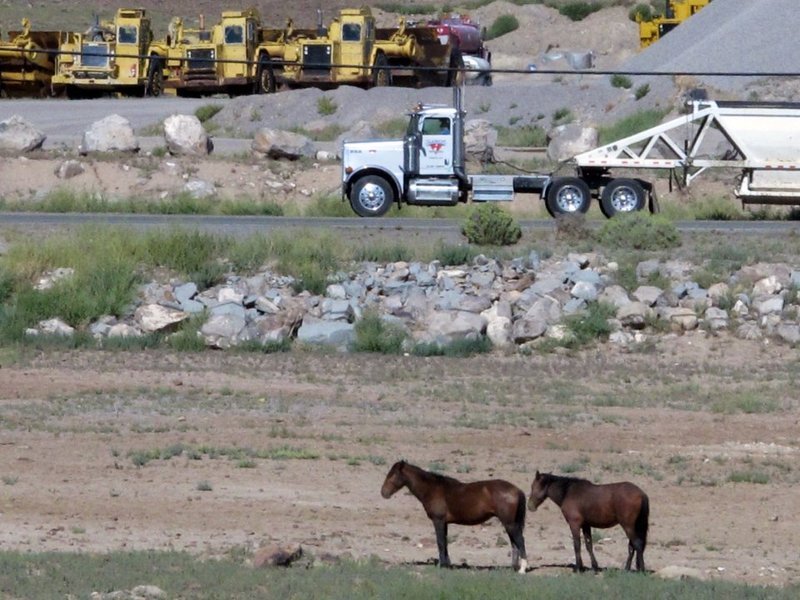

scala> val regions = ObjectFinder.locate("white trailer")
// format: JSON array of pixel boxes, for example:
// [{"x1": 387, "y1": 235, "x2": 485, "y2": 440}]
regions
[
  {"x1": 560, "y1": 100, "x2": 800, "y2": 217},
  {"x1": 342, "y1": 96, "x2": 800, "y2": 218}
]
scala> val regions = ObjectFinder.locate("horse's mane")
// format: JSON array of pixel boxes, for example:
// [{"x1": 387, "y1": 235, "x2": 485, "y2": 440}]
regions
[
  {"x1": 404, "y1": 462, "x2": 462, "y2": 485},
  {"x1": 544, "y1": 473, "x2": 590, "y2": 488}
]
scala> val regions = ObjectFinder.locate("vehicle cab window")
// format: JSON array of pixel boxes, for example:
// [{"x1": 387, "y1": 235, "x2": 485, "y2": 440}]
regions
[
  {"x1": 342, "y1": 23, "x2": 361, "y2": 42},
  {"x1": 224, "y1": 25, "x2": 244, "y2": 44},
  {"x1": 117, "y1": 26, "x2": 137, "y2": 44},
  {"x1": 422, "y1": 117, "x2": 450, "y2": 135}
]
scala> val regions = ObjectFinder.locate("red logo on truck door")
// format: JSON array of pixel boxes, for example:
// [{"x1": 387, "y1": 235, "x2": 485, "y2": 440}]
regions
[{"x1": 428, "y1": 142, "x2": 445, "y2": 153}]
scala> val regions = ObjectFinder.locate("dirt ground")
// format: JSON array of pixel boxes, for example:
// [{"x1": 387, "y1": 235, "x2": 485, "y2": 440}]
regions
[{"x1": 0, "y1": 334, "x2": 798, "y2": 587}]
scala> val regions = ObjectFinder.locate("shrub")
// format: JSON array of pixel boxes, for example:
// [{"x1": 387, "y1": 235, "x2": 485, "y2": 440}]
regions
[
  {"x1": 610, "y1": 74, "x2": 633, "y2": 89},
  {"x1": 564, "y1": 301, "x2": 616, "y2": 347},
  {"x1": 461, "y1": 204, "x2": 522, "y2": 246},
  {"x1": 596, "y1": 212, "x2": 681, "y2": 250},
  {"x1": 628, "y1": 3, "x2": 654, "y2": 22},
  {"x1": 496, "y1": 124, "x2": 547, "y2": 147},
  {"x1": 486, "y1": 14, "x2": 519, "y2": 39},
  {"x1": 598, "y1": 109, "x2": 668, "y2": 145},
  {"x1": 0, "y1": 268, "x2": 14, "y2": 304},
  {"x1": 317, "y1": 96, "x2": 337, "y2": 116},
  {"x1": 552, "y1": 107, "x2": 574, "y2": 124},
  {"x1": 352, "y1": 312, "x2": 407, "y2": 354},
  {"x1": 435, "y1": 243, "x2": 479, "y2": 266},
  {"x1": 194, "y1": 104, "x2": 223, "y2": 123},
  {"x1": 558, "y1": 2, "x2": 602, "y2": 21},
  {"x1": 634, "y1": 83, "x2": 651, "y2": 100}
]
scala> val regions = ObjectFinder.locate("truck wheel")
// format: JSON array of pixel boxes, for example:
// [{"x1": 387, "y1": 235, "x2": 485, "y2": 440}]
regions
[
  {"x1": 146, "y1": 57, "x2": 164, "y2": 97},
  {"x1": 545, "y1": 177, "x2": 592, "y2": 217},
  {"x1": 350, "y1": 175, "x2": 394, "y2": 217},
  {"x1": 600, "y1": 178, "x2": 646, "y2": 218},
  {"x1": 372, "y1": 54, "x2": 392, "y2": 87},
  {"x1": 256, "y1": 57, "x2": 276, "y2": 94}
]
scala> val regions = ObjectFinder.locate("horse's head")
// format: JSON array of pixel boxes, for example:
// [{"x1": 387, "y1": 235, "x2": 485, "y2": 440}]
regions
[
  {"x1": 528, "y1": 471, "x2": 551, "y2": 511},
  {"x1": 381, "y1": 460, "x2": 407, "y2": 499}
]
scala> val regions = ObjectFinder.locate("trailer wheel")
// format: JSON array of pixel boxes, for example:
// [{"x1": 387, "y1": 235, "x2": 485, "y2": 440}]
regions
[
  {"x1": 372, "y1": 53, "x2": 392, "y2": 87},
  {"x1": 255, "y1": 57, "x2": 276, "y2": 94},
  {"x1": 350, "y1": 175, "x2": 394, "y2": 217},
  {"x1": 545, "y1": 177, "x2": 592, "y2": 217},
  {"x1": 146, "y1": 57, "x2": 164, "y2": 97},
  {"x1": 600, "y1": 178, "x2": 646, "y2": 218}
]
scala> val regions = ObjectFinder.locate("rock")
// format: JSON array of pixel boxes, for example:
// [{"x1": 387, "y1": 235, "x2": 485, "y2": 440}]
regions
[
  {"x1": 775, "y1": 323, "x2": 800, "y2": 345},
  {"x1": 163, "y1": 114, "x2": 213, "y2": 155},
  {"x1": 130, "y1": 585, "x2": 167, "y2": 599},
  {"x1": 252, "y1": 128, "x2": 315, "y2": 159},
  {"x1": 108, "y1": 323, "x2": 142, "y2": 338},
  {"x1": 524, "y1": 295, "x2": 562, "y2": 325},
  {"x1": 655, "y1": 565, "x2": 705, "y2": 581},
  {"x1": 201, "y1": 313, "x2": 247, "y2": 348},
  {"x1": 512, "y1": 316, "x2": 547, "y2": 343},
  {"x1": 635, "y1": 259, "x2": 661, "y2": 280},
  {"x1": 297, "y1": 315, "x2": 355, "y2": 348},
  {"x1": 173, "y1": 282, "x2": 198, "y2": 304},
  {"x1": 55, "y1": 159, "x2": 85, "y2": 179},
  {"x1": 753, "y1": 275, "x2": 782, "y2": 296},
  {"x1": 315, "y1": 149, "x2": 337, "y2": 161},
  {"x1": 252, "y1": 545, "x2": 303, "y2": 568},
  {"x1": 704, "y1": 306, "x2": 729, "y2": 330},
  {"x1": 753, "y1": 295, "x2": 784, "y2": 316},
  {"x1": 598, "y1": 284, "x2": 631, "y2": 308},
  {"x1": 183, "y1": 179, "x2": 216, "y2": 199},
  {"x1": 34, "y1": 267, "x2": 75, "y2": 291},
  {"x1": 571, "y1": 280, "x2": 598, "y2": 301},
  {"x1": 659, "y1": 306, "x2": 699, "y2": 331},
  {"x1": 617, "y1": 301, "x2": 651, "y2": 329},
  {"x1": 485, "y1": 316, "x2": 512, "y2": 347},
  {"x1": 336, "y1": 120, "x2": 375, "y2": 147},
  {"x1": 633, "y1": 285, "x2": 663, "y2": 306},
  {"x1": 463, "y1": 119, "x2": 497, "y2": 162},
  {"x1": 80, "y1": 114, "x2": 139, "y2": 154},
  {"x1": 736, "y1": 323, "x2": 763, "y2": 340},
  {"x1": 0, "y1": 115, "x2": 45, "y2": 152},
  {"x1": 37, "y1": 318, "x2": 75, "y2": 336},
  {"x1": 134, "y1": 304, "x2": 188, "y2": 333},
  {"x1": 546, "y1": 123, "x2": 598, "y2": 162},
  {"x1": 424, "y1": 310, "x2": 486, "y2": 343},
  {"x1": 707, "y1": 282, "x2": 730, "y2": 304}
]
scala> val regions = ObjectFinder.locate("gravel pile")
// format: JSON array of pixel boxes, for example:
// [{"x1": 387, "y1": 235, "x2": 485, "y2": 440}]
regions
[{"x1": 623, "y1": 0, "x2": 799, "y2": 91}]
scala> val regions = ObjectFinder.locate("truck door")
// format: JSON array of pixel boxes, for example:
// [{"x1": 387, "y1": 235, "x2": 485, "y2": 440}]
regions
[
  {"x1": 419, "y1": 116, "x2": 454, "y2": 175},
  {"x1": 116, "y1": 22, "x2": 139, "y2": 83},
  {"x1": 339, "y1": 18, "x2": 368, "y2": 79}
]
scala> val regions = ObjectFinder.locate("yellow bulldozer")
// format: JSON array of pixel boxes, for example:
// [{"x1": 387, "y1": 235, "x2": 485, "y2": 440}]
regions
[
  {"x1": 276, "y1": 7, "x2": 461, "y2": 89},
  {"x1": 638, "y1": 0, "x2": 711, "y2": 48},
  {"x1": 0, "y1": 18, "x2": 71, "y2": 97},
  {"x1": 51, "y1": 8, "x2": 169, "y2": 98}
]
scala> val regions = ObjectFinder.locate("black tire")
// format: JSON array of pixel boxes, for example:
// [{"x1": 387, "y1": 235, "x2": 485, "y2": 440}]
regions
[
  {"x1": 372, "y1": 53, "x2": 392, "y2": 87},
  {"x1": 545, "y1": 177, "x2": 592, "y2": 217},
  {"x1": 600, "y1": 178, "x2": 647, "y2": 218},
  {"x1": 255, "y1": 56, "x2": 276, "y2": 94},
  {"x1": 146, "y1": 56, "x2": 164, "y2": 97},
  {"x1": 349, "y1": 175, "x2": 394, "y2": 217}
]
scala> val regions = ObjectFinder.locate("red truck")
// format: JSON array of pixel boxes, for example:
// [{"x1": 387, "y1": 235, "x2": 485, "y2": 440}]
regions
[{"x1": 427, "y1": 14, "x2": 492, "y2": 85}]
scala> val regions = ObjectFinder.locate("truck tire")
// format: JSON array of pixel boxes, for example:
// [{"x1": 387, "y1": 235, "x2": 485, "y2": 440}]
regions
[
  {"x1": 545, "y1": 177, "x2": 592, "y2": 217},
  {"x1": 146, "y1": 57, "x2": 164, "y2": 97},
  {"x1": 350, "y1": 175, "x2": 394, "y2": 217},
  {"x1": 600, "y1": 178, "x2": 646, "y2": 218},
  {"x1": 255, "y1": 57, "x2": 276, "y2": 94},
  {"x1": 372, "y1": 53, "x2": 392, "y2": 87}
]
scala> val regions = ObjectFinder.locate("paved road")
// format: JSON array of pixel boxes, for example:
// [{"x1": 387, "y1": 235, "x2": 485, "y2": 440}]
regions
[{"x1": 2, "y1": 212, "x2": 799, "y2": 236}]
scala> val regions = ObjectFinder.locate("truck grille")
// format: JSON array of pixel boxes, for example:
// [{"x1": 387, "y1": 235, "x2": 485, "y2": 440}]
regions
[
  {"x1": 186, "y1": 48, "x2": 215, "y2": 74},
  {"x1": 80, "y1": 43, "x2": 111, "y2": 68},
  {"x1": 302, "y1": 44, "x2": 331, "y2": 76}
]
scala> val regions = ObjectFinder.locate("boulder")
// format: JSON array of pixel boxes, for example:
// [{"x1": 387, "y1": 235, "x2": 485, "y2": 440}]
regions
[
  {"x1": 463, "y1": 119, "x2": 497, "y2": 163},
  {"x1": 617, "y1": 301, "x2": 651, "y2": 329},
  {"x1": 183, "y1": 179, "x2": 216, "y2": 199},
  {"x1": 775, "y1": 323, "x2": 800, "y2": 345},
  {"x1": 55, "y1": 159, "x2": 85, "y2": 179},
  {"x1": 163, "y1": 114, "x2": 213, "y2": 155},
  {"x1": 546, "y1": 123, "x2": 598, "y2": 162},
  {"x1": 36, "y1": 318, "x2": 75, "y2": 336},
  {"x1": 134, "y1": 304, "x2": 188, "y2": 333},
  {"x1": 80, "y1": 114, "x2": 139, "y2": 154},
  {"x1": 0, "y1": 115, "x2": 45, "y2": 152},
  {"x1": 252, "y1": 128, "x2": 315, "y2": 159},
  {"x1": 654, "y1": 566, "x2": 705, "y2": 581},
  {"x1": 633, "y1": 285, "x2": 663, "y2": 306},
  {"x1": 424, "y1": 310, "x2": 486, "y2": 344},
  {"x1": 201, "y1": 313, "x2": 247, "y2": 348},
  {"x1": 512, "y1": 316, "x2": 547, "y2": 343},
  {"x1": 297, "y1": 315, "x2": 355, "y2": 348}
]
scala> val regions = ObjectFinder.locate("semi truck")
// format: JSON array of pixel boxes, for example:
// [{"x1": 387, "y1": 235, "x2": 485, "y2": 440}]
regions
[
  {"x1": 51, "y1": 8, "x2": 168, "y2": 98},
  {"x1": 0, "y1": 19, "x2": 68, "y2": 97},
  {"x1": 342, "y1": 91, "x2": 800, "y2": 218}
]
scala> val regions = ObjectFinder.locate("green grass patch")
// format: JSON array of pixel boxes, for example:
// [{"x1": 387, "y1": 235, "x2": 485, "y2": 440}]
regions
[
  {"x1": 486, "y1": 14, "x2": 519, "y2": 40},
  {"x1": 711, "y1": 392, "x2": 781, "y2": 415},
  {"x1": 352, "y1": 312, "x2": 407, "y2": 354},
  {"x1": 496, "y1": 124, "x2": 547, "y2": 147},
  {"x1": 3, "y1": 552, "x2": 793, "y2": 599},
  {"x1": 610, "y1": 74, "x2": 633, "y2": 89},
  {"x1": 596, "y1": 213, "x2": 681, "y2": 250},
  {"x1": 727, "y1": 470, "x2": 770, "y2": 484},
  {"x1": 598, "y1": 108, "x2": 669, "y2": 145},
  {"x1": 317, "y1": 96, "x2": 338, "y2": 116},
  {"x1": 557, "y1": 1, "x2": 603, "y2": 21},
  {"x1": 195, "y1": 104, "x2": 223, "y2": 123}
]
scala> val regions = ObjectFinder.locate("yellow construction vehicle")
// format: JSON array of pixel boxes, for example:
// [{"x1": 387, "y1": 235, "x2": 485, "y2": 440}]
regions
[
  {"x1": 52, "y1": 8, "x2": 169, "y2": 98},
  {"x1": 163, "y1": 9, "x2": 289, "y2": 96},
  {"x1": 638, "y1": 0, "x2": 711, "y2": 48},
  {"x1": 0, "y1": 18, "x2": 69, "y2": 97},
  {"x1": 277, "y1": 8, "x2": 460, "y2": 89}
]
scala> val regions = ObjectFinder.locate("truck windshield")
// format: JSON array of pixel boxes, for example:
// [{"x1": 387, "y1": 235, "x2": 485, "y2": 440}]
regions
[
  {"x1": 224, "y1": 25, "x2": 244, "y2": 44},
  {"x1": 80, "y1": 43, "x2": 110, "y2": 67},
  {"x1": 117, "y1": 26, "x2": 137, "y2": 44},
  {"x1": 342, "y1": 23, "x2": 361, "y2": 42}
]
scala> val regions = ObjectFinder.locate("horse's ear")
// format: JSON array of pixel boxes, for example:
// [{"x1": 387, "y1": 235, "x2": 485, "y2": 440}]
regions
[{"x1": 535, "y1": 470, "x2": 540, "y2": 477}]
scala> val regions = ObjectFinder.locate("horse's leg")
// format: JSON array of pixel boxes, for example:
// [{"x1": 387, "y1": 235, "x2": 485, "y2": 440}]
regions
[
  {"x1": 569, "y1": 521, "x2": 584, "y2": 572},
  {"x1": 504, "y1": 522, "x2": 527, "y2": 573},
  {"x1": 582, "y1": 524, "x2": 599, "y2": 571},
  {"x1": 633, "y1": 538, "x2": 646, "y2": 572},
  {"x1": 433, "y1": 519, "x2": 450, "y2": 568},
  {"x1": 625, "y1": 541, "x2": 635, "y2": 571}
]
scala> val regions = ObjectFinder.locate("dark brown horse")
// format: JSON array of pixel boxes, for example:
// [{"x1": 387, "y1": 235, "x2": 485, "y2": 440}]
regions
[
  {"x1": 528, "y1": 471, "x2": 649, "y2": 572},
  {"x1": 381, "y1": 460, "x2": 528, "y2": 572}
]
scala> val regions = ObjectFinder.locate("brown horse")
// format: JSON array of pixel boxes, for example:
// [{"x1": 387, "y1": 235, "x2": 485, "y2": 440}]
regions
[
  {"x1": 381, "y1": 460, "x2": 528, "y2": 572},
  {"x1": 528, "y1": 471, "x2": 649, "y2": 572}
]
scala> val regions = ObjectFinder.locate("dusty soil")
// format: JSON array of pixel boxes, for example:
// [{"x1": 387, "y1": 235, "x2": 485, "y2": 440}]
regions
[{"x1": 0, "y1": 335, "x2": 798, "y2": 586}]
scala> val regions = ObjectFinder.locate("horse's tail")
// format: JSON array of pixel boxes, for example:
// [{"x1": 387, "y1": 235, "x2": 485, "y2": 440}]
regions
[
  {"x1": 636, "y1": 492, "x2": 649, "y2": 548},
  {"x1": 515, "y1": 487, "x2": 527, "y2": 528}
]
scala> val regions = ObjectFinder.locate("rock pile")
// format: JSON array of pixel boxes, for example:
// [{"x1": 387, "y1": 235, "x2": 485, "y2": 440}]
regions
[{"x1": 25, "y1": 252, "x2": 800, "y2": 351}]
